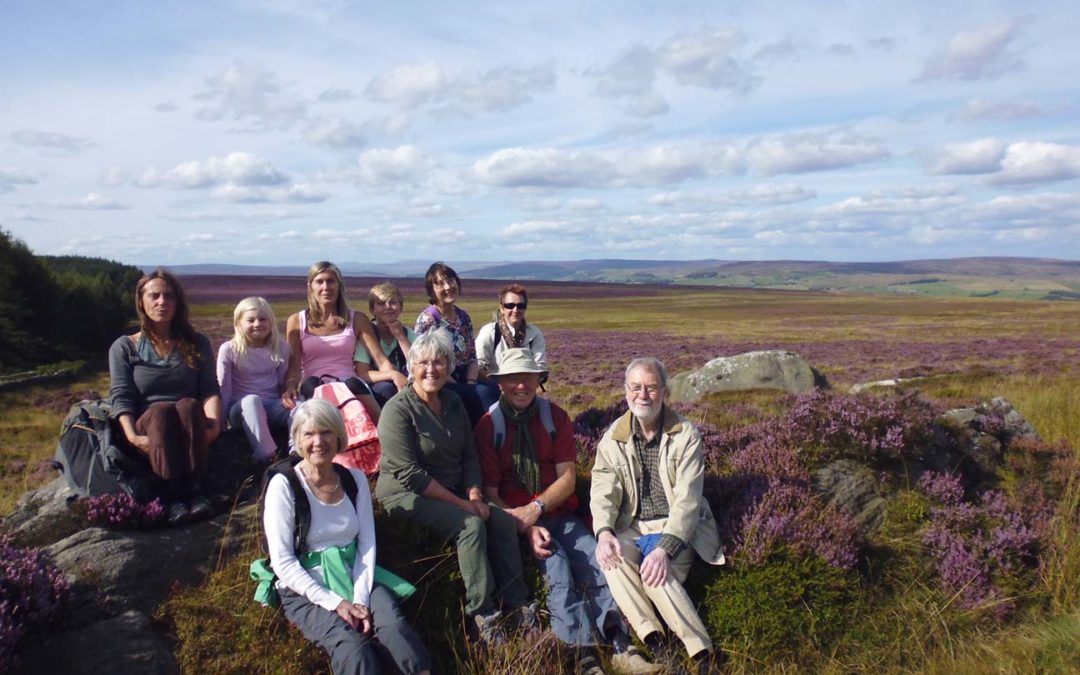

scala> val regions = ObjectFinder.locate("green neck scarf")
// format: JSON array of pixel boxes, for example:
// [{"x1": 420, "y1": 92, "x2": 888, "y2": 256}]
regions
[{"x1": 499, "y1": 395, "x2": 540, "y2": 495}]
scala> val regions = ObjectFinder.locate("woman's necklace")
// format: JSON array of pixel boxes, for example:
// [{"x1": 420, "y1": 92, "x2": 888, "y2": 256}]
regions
[{"x1": 301, "y1": 464, "x2": 341, "y2": 496}]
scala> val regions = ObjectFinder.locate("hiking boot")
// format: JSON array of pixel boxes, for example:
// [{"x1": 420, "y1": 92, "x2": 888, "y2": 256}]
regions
[
  {"x1": 691, "y1": 649, "x2": 725, "y2": 675},
  {"x1": 469, "y1": 609, "x2": 505, "y2": 647},
  {"x1": 579, "y1": 649, "x2": 607, "y2": 675},
  {"x1": 611, "y1": 645, "x2": 662, "y2": 674},
  {"x1": 509, "y1": 601, "x2": 541, "y2": 633},
  {"x1": 167, "y1": 500, "x2": 190, "y2": 525},
  {"x1": 189, "y1": 495, "x2": 213, "y2": 520}
]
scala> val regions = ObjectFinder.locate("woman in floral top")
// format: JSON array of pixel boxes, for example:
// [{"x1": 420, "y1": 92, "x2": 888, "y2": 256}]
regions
[{"x1": 414, "y1": 262, "x2": 495, "y2": 424}]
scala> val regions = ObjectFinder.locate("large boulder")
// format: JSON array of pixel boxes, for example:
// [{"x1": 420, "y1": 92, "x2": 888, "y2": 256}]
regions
[
  {"x1": 668, "y1": 350, "x2": 826, "y2": 402},
  {"x1": 15, "y1": 610, "x2": 178, "y2": 675}
]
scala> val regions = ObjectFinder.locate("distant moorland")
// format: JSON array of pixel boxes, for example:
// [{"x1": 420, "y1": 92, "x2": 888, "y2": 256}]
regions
[{"x1": 160, "y1": 256, "x2": 1080, "y2": 301}]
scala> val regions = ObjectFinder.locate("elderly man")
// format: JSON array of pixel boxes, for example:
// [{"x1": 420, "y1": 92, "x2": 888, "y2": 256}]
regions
[
  {"x1": 476, "y1": 348, "x2": 659, "y2": 675},
  {"x1": 591, "y1": 357, "x2": 725, "y2": 673}
]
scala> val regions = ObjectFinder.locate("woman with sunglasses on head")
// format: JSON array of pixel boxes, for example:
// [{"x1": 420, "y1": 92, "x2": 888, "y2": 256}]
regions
[{"x1": 475, "y1": 283, "x2": 547, "y2": 382}]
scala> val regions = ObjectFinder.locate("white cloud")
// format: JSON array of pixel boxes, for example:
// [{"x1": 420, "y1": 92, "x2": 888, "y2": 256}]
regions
[
  {"x1": 11, "y1": 129, "x2": 95, "y2": 155},
  {"x1": 304, "y1": 118, "x2": 366, "y2": 147},
  {"x1": 472, "y1": 148, "x2": 617, "y2": 188},
  {"x1": 316, "y1": 87, "x2": 355, "y2": 103},
  {"x1": 356, "y1": 145, "x2": 433, "y2": 186},
  {"x1": 0, "y1": 168, "x2": 39, "y2": 192},
  {"x1": 618, "y1": 143, "x2": 744, "y2": 182},
  {"x1": 656, "y1": 29, "x2": 760, "y2": 93},
  {"x1": 211, "y1": 182, "x2": 329, "y2": 203},
  {"x1": 919, "y1": 20, "x2": 1025, "y2": 81},
  {"x1": 993, "y1": 142, "x2": 1080, "y2": 186},
  {"x1": 931, "y1": 138, "x2": 1007, "y2": 175},
  {"x1": 567, "y1": 198, "x2": 604, "y2": 211},
  {"x1": 746, "y1": 132, "x2": 888, "y2": 175},
  {"x1": 365, "y1": 61, "x2": 555, "y2": 114},
  {"x1": 56, "y1": 192, "x2": 129, "y2": 210},
  {"x1": 728, "y1": 183, "x2": 816, "y2": 205},
  {"x1": 499, "y1": 220, "x2": 576, "y2": 237},
  {"x1": 193, "y1": 62, "x2": 307, "y2": 131},
  {"x1": 147, "y1": 152, "x2": 291, "y2": 188},
  {"x1": 952, "y1": 98, "x2": 1045, "y2": 122},
  {"x1": 461, "y1": 63, "x2": 556, "y2": 112},
  {"x1": 365, "y1": 61, "x2": 455, "y2": 108}
]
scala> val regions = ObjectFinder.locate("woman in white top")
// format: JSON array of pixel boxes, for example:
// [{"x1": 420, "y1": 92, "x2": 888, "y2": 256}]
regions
[
  {"x1": 264, "y1": 399, "x2": 430, "y2": 674},
  {"x1": 475, "y1": 283, "x2": 547, "y2": 383}
]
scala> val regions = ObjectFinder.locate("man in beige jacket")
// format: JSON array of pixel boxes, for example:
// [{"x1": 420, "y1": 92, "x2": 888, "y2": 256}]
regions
[{"x1": 591, "y1": 357, "x2": 724, "y2": 673}]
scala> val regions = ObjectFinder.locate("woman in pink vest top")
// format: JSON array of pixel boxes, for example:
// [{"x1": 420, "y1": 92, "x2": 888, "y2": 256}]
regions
[{"x1": 281, "y1": 262, "x2": 393, "y2": 423}]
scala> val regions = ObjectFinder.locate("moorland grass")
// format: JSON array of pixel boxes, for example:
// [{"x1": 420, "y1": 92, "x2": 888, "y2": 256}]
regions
[{"x1": 2, "y1": 284, "x2": 1080, "y2": 673}]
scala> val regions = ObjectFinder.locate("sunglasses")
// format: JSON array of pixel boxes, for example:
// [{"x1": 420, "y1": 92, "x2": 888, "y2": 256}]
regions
[{"x1": 502, "y1": 302, "x2": 527, "y2": 310}]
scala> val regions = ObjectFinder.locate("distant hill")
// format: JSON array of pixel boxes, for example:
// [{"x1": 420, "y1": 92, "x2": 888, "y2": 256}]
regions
[{"x1": 155, "y1": 257, "x2": 1080, "y2": 300}]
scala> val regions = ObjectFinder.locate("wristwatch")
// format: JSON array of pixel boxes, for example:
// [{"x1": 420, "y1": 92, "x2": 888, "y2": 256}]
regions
[{"x1": 532, "y1": 499, "x2": 546, "y2": 514}]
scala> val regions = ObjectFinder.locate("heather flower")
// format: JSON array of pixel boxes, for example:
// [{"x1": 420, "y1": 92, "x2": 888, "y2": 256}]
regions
[
  {"x1": 79, "y1": 494, "x2": 167, "y2": 529},
  {"x1": 918, "y1": 473, "x2": 1039, "y2": 619},
  {"x1": 736, "y1": 481, "x2": 863, "y2": 570},
  {"x1": 0, "y1": 537, "x2": 70, "y2": 670}
]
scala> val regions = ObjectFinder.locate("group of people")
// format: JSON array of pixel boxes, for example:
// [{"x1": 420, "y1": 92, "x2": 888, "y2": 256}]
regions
[{"x1": 107, "y1": 261, "x2": 723, "y2": 674}]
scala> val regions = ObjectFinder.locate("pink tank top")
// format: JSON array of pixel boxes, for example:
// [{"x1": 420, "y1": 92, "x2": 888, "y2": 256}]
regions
[{"x1": 299, "y1": 310, "x2": 357, "y2": 382}]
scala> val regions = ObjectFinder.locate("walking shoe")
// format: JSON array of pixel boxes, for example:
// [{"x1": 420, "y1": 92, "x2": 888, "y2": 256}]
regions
[
  {"x1": 167, "y1": 500, "x2": 190, "y2": 525},
  {"x1": 188, "y1": 495, "x2": 213, "y2": 520},
  {"x1": 509, "y1": 601, "x2": 541, "y2": 633},
  {"x1": 469, "y1": 609, "x2": 505, "y2": 647},
  {"x1": 691, "y1": 648, "x2": 725, "y2": 675},
  {"x1": 611, "y1": 645, "x2": 662, "y2": 674},
  {"x1": 579, "y1": 649, "x2": 607, "y2": 675}
]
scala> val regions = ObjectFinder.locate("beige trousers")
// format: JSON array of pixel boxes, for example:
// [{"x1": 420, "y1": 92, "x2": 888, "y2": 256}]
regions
[{"x1": 601, "y1": 518, "x2": 712, "y2": 655}]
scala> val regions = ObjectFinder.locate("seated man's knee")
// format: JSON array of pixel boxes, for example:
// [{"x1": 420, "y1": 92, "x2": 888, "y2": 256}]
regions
[{"x1": 457, "y1": 514, "x2": 486, "y2": 545}]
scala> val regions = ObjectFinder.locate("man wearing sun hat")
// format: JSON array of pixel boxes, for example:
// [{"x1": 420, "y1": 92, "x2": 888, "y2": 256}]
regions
[{"x1": 475, "y1": 348, "x2": 659, "y2": 675}]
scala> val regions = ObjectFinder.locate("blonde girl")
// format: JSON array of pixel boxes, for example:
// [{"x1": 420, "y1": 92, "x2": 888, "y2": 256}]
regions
[{"x1": 217, "y1": 296, "x2": 291, "y2": 460}]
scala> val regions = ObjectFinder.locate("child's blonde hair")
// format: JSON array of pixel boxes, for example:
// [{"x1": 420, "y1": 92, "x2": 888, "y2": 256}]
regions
[{"x1": 231, "y1": 296, "x2": 284, "y2": 364}]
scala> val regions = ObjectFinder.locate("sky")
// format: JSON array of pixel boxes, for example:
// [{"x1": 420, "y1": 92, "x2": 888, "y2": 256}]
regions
[{"x1": 1, "y1": 0, "x2": 1078, "y2": 266}]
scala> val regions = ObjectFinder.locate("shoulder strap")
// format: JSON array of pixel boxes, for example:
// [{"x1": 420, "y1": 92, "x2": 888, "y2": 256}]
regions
[
  {"x1": 489, "y1": 401, "x2": 506, "y2": 449},
  {"x1": 280, "y1": 465, "x2": 310, "y2": 556},
  {"x1": 490, "y1": 398, "x2": 557, "y2": 447},
  {"x1": 537, "y1": 397, "x2": 557, "y2": 441},
  {"x1": 335, "y1": 464, "x2": 359, "y2": 508}
]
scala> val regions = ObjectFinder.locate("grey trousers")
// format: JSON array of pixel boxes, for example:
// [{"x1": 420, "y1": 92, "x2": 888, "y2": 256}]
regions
[{"x1": 280, "y1": 584, "x2": 430, "y2": 674}]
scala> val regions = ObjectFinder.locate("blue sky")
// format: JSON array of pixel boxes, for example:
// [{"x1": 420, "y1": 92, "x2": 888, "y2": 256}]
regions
[{"x1": 2, "y1": 0, "x2": 1078, "y2": 266}]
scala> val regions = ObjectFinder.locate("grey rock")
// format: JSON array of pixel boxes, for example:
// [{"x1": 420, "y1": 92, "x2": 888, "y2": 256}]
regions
[
  {"x1": 813, "y1": 459, "x2": 887, "y2": 531},
  {"x1": 1, "y1": 477, "x2": 84, "y2": 547},
  {"x1": 16, "y1": 610, "x2": 178, "y2": 675},
  {"x1": 669, "y1": 350, "x2": 826, "y2": 402},
  {"x1": 45, "y1": 517, "x2": 225, "y2": 614}
]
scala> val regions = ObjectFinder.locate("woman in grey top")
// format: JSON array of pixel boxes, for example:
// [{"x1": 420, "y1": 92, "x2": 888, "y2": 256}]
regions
[
  {"x1": 375, "y1": 330, "x2": 532, "y2": 646},
  {"x1": 108, "y1": 268, "x2": 221, "y2": 524}
]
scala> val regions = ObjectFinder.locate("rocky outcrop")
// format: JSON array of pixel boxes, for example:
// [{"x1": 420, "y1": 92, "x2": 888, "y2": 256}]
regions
[
  {"x1": 16, "y1": 610, "x2": 179, "y2": 675},
  {"x1": 813, "y1": 459, "x2": 887, "y2": 531},
  {"x1": 668, "y1": 350, "x2": 827, "y2": 402},
  {"x1": 4, "y1": 433, "x2": 260, "y2": 674}
]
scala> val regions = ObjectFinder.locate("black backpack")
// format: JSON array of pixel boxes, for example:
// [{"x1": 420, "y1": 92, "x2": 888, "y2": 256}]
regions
[
  {"x1": 53, "y1": 399, "x2": 155, "y2": 503},
  {"x1": 259, "y1": 455, "x2": 359, "y2": 556}
]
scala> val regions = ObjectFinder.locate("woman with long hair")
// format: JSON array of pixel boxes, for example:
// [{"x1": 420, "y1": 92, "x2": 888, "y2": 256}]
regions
[
  {"x1": 108, "y1": 268, "x2": 221, "y2": 524},
  {"x1": 280, "y1": 262, "x2": 391, "y2": 422}
]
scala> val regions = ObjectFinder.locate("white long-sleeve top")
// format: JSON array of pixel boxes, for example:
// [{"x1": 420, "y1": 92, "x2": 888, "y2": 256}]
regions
[{"x1": 263, "y1": 465, "x2": 376, "y2": 611}]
